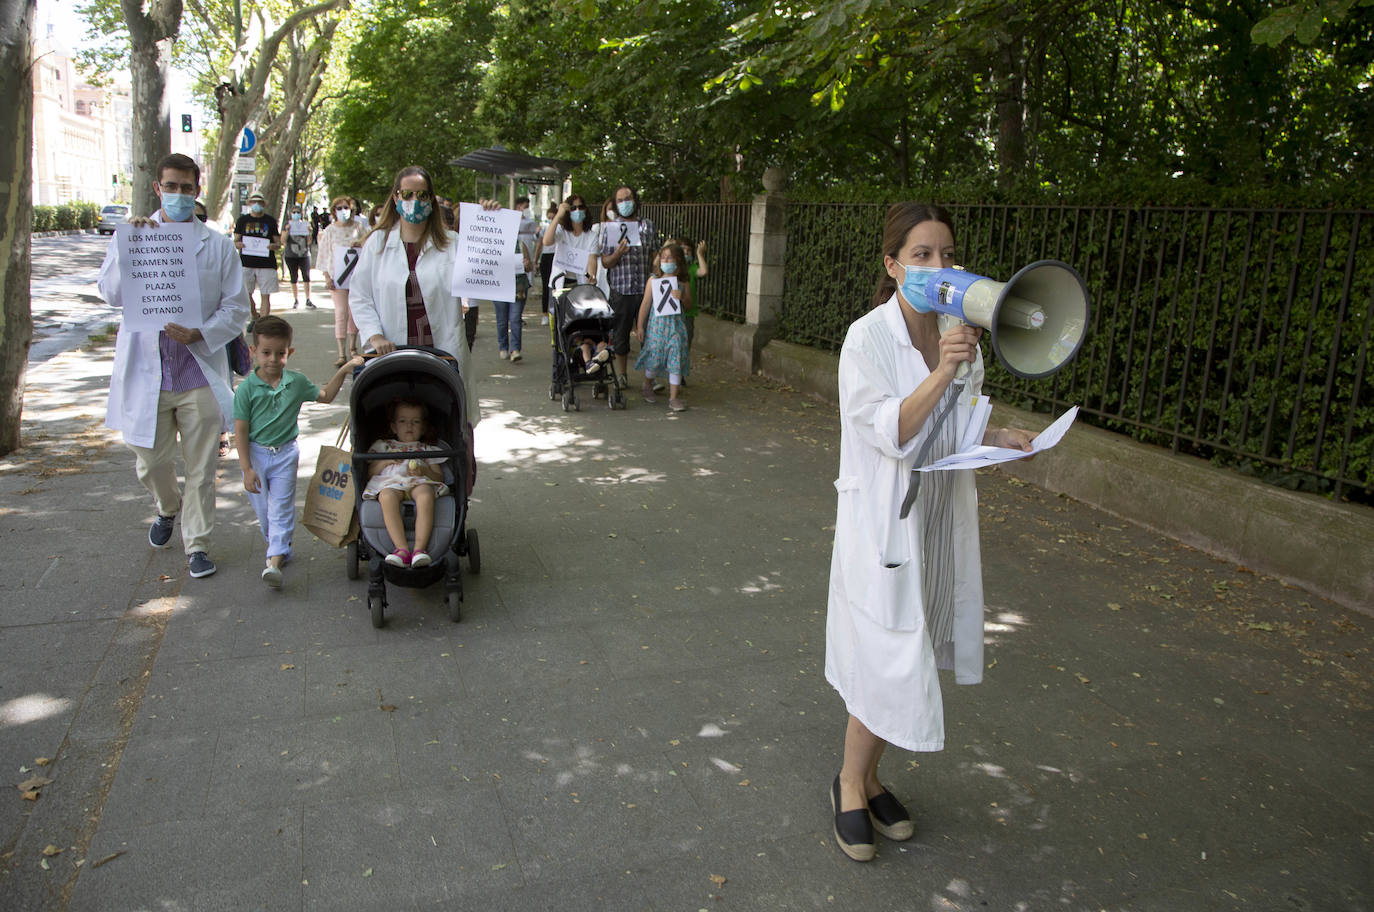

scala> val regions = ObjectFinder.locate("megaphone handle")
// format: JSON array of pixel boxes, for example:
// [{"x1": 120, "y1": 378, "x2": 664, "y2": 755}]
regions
[{"x1": 936, "y1": 313, "x2": 974, "y2": 381}]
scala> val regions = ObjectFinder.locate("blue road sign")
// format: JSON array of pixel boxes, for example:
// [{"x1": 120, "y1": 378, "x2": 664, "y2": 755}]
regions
[{"x1": 239, "y1": 128, "x2": 257, "y2": 155}]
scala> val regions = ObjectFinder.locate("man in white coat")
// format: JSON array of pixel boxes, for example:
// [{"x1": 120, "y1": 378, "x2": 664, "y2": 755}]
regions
[{"x1": 100, "y1": 153, "x2": 251, "y2": 579}]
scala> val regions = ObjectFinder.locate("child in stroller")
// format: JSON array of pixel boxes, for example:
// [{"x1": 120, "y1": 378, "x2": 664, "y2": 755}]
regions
[
  {"x1": 362, "y1": 398, "x2": 448, "y2": 568},
  {"x1": 347, "y1": 347, "x2": 479, "y2": 627},
  {"x1": 548, "y1": 282, "x2": 627, "y2": 411}
]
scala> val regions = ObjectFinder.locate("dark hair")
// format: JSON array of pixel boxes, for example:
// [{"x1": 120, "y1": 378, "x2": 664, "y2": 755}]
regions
[
  {"x1": 252, "y1": 315, "x2": 293, "y2": 345},
  {"x1": 368, "y1": 165, "x2": 450, "y2": 251},
  {"x1": 558, "y1": 194, "x2": 589, "y2": 232},
  {"x1": 387, "y1": 398, "x2": 436, "y2": 442},
  {"x1": 873, "y1": 203, "x2": 956, "y2": 306},
  {"x1": 613, "y1": 185, "x2": 641, "y2": 219},
  {"x1": 515, "y1": 196, "x2": 530, "y2": 207},
  {"x1": 157, "y1": 153, "x2": 200, "y2": 186}
]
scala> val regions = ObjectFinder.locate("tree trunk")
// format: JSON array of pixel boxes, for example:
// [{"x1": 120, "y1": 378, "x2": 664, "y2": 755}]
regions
[
  {"x1": 0, "y1": 0, "x2": 35, "y2": 456},
  {"x1": 993, "y1": 36, "x2": 1026, "y2": 185},
  {"x1": 122, "y1": 0, "x2": 183, "y2": 216}
]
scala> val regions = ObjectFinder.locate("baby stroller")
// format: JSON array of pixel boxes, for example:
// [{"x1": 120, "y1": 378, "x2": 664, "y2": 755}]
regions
[
  {"x1": 345, "y1": 347, "x2": 480, "y2": 628},
  {"x1": 548, "y1": 282, "x2": 627, "y2": 411}
]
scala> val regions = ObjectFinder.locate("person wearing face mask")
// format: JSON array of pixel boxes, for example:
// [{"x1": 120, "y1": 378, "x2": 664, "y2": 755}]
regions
[
  {"x1": 633, "y1": 242, "x2": 692, "y2": 411},
  {"x1": 347, "y1": 165, "x2": 485, "y2": 431},
  {"x1": 98, "y1": 153, "x2": 250, "y2": 581},
  {"x1": 824, "y1": 203, "x2": 1038, "y2": 863},
  {"x1": 598, "y1": 185, "x2": 657, "y2": 387},
  {"x1": 318, "y1": 195, "x2": 369, "y2": 366},
  {"x1": 540, "y1": 195, "x2": 601, "y2": 287},
  {"x1": 283, "y1": 206, "x2": 315, "y2": 310},
  {"x1": 234, "y1": 190, "x2": 282, "y2": 321},
  {"x1": 495, "y1": 196, "x2": 537, "y2": 362}
]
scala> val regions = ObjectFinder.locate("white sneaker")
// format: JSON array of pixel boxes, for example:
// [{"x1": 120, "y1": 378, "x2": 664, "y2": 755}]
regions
[
  {"x1": 510, "y1": 350, "x2": 522, "y2": 362},
  {"x1": 540, "y1": 315, "x2": 549, "y2": 325},
  {"x1": 262, "y1": 564, "x2": 283, "y2": 589},
  {"x1": 499, "y1": 350, "x2": 509, "y2": 360}
]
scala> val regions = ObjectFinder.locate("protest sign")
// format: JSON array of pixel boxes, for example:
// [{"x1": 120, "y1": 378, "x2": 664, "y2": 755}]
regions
[
  {"x1": 288, "y1": 219, "x2": 310, "y2": 236},
  {"x1": 241, "y1": 234, "x2": 270, "y2": 257},
  {"x1": 652, "y1": 275, "x2": 681, "y2": 315},
  {"x1": 116, "y1": 222, "x2": 203, "y2": 331},
  {"x1": 608, "y1": 220, "x2": 641, "y2": 248},
  {"x1": 332, "y1": 246, "x2": 361, "y2": 290},
  {"x1": 451, "y1": 202, "x2": 522, "y2": 302},
  {"x1": 552, "y1": 242, "x2": 592, "y2": 279}
]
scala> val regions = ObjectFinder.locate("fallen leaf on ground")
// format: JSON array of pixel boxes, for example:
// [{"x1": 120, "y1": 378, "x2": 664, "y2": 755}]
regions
[
  {"x1": 710, "y1": 874, "x2": 727, "y2": 887},
  {"x1": 34, "y1": 758, "x2": 51, "y2": 767},
  {"x1": 280, "y1": 664, "x2": 295, "y2": 670},
  {"x1": 42, "y1": 845, "x2": 62, "y2": 857},
  {"x1": 380, "y1": 704, "x2": 397, "y2": 712},
  {"x1": 17, "y1": 776, "x2": 53, "y2": 792},
  {"x1": 90, "y1": 851, "x2": 125, "y2": 868}
]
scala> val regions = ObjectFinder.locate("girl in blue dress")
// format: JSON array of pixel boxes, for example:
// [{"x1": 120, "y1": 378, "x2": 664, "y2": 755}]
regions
[{"x1": 633, "y1": 242, "x2": 692, "y2": 412}]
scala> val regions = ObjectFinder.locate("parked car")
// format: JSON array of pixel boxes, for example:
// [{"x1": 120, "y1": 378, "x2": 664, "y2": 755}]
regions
[{"x1": 97, "y1": 204, "x2": 129, "y2": 234}]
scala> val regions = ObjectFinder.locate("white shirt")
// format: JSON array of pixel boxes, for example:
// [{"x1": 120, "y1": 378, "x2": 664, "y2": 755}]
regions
[
  {"x1": 100, "y1": 216, "x2": 251, "y2": 448},
  {"x1": 347, "y1": 226, "x2": 481, "y2": 427}
]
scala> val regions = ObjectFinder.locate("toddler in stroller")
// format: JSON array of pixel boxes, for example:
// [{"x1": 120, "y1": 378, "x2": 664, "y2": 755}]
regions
[
  {"x1": 548, "y1": 282, "x2": 627, "y2": 411},
  {"x1": 346, "y1": 347, "x2": 480, "y2": 627}
]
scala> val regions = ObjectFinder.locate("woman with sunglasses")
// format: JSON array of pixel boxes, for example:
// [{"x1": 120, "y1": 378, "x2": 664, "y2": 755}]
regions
[
  {"x1": 348, "y1": 165, "x2": 488, "y2": 429},
  {"x1": 539, "y1": 195, "x2": 601, "y2": 288}
]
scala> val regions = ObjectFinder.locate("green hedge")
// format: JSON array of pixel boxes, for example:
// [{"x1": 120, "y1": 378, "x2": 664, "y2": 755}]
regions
[
  {"x1": 32, "y1": 201, "x2": 101, "y2": 232},
  {"x1": 778, "y1": 202, "x2": 1373, "y2": 504}
]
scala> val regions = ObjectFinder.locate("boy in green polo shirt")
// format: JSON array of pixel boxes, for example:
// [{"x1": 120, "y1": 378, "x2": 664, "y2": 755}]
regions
[{"x1": 233, "y1": 316, "x2": 362, "y2": 588}]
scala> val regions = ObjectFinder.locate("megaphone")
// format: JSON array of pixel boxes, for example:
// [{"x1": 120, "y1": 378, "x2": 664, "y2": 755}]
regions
[{"x1": 919, "y1": 260, "x2": 1090, "y2": 379}]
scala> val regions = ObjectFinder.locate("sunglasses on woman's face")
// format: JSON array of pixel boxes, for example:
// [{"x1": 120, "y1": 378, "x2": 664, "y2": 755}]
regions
[{"x1": 397, "y1": 189, "x2": 432, "y2": 202}]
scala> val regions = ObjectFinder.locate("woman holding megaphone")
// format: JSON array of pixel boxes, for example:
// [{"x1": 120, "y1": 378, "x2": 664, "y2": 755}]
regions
[{"x1": 825, "y1": 203, "x2": 1037, "y2": 862}]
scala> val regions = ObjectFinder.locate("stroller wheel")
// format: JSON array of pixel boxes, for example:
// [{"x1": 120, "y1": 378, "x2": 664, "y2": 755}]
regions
[
  {"x1": 549, "y1": 382, "x2": 558, "y2": 400},
  {"x1": 561, "y1": 390, "x2": 573, "y2": 411},
  {"x1": 368, "y1": 593, "x2": 385, "y2": 628},
  {"x1": 466, "y1": 528, "x2": 481, "y2": 574},
  {"x1": 346, "y1": 540, "x2": 360, "y2": 580},
  {"x1": 447, "y1": 590, "x2": 462, "y2": 623}
]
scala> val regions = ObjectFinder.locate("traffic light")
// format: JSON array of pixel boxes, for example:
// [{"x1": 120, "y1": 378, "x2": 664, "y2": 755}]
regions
[
  {"x1": 181, "y1": 114, "x2": 192, "y2": 133},
  {"x1": 111, "y1": 173, "x2": 118, "y2": 186}
]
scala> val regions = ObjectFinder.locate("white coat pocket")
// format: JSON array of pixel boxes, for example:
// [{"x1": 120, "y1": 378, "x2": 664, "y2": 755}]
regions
[{"x1": 834, "y1": 474, "x2": 923, "y2": 633}]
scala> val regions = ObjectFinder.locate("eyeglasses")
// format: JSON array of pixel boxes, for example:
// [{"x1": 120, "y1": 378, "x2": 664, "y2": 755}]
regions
[
  {"x1": 159, "y1": 181, "x2": 197, "y2": 194},
  {"x1": 397, "y1": 189, "x2": 432, "y2": 202}
]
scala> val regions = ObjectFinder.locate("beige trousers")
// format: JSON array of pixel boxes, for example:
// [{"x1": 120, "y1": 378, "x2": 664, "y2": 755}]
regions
[{"x1": 128, "y1": 386, "x2": 222, "y2": 555}]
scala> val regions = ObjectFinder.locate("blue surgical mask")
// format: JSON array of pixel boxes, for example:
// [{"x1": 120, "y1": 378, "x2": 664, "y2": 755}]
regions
[
  {"x1": 897, "y1": 264, "x2": 940, "y2": 312},
  {"x1": 250, "y1": 202, "x2": 264, "y2": 215},
  {"x1": 395, "y1": 198, "x2": 432, "y2": 223},
  {"x1": 291, "y1": 212, "x2": 302, "y2": 220},
  {"x1": 569, "y1": 209, "x2": 585, "y2": 225},
  {"x1": 617, "y1": 200, "x2": 634, "y2": 218},
  {"x1": 660, "y1": 261, "x2": 678, "y2": 275},
  {"x1": 161, "y1": 192, "x2": 195, "y2": 222}
]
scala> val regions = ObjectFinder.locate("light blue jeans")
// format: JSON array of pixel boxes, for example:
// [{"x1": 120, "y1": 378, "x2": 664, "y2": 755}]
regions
[
  {"x1": 247, "y1": 439, "x2": 300, "y2": 560},
  {"x1": 494, "y1": 298, "x2": 525, "y2": 354}
]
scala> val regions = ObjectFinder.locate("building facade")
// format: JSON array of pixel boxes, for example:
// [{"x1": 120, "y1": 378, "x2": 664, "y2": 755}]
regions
[{"x1": 31, "y1": 26, "x2": 133, "y2": 206}]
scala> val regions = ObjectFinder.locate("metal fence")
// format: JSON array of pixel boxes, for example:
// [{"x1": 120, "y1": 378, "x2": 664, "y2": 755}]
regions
[
  {"x1": 665, "y1": 199, "x2": 1371, "y2": 501},
  {"x1": 776, "y1": 202, "x2": 1374, "y2": 502},
  {"x1": 641, "y1": 202, "x2": 751, "y2": 323}
]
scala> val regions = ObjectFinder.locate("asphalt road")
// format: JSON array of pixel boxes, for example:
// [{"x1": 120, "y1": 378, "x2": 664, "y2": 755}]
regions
[{"x1": 28, "y1": 233, "x2": 120, "y2": 364}]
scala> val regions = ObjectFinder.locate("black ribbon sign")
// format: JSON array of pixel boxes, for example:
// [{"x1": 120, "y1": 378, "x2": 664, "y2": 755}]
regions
[
  {"x1": 656, "y1": 278, "x2": 678, "y2": 314},
  {"x1": 337, "y1": 248, "x2": 359, "y2": 287}
]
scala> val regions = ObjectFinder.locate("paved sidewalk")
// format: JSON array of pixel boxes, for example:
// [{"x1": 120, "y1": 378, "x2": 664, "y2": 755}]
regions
[{"x1": 1, "y1": 301, "x2": 1370, "y2": 911}]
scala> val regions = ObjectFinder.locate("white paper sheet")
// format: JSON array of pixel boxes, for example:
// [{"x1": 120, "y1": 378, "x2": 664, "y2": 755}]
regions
[
  {"x1": 116, "y1": 222, "x2": 203, "y2": 330},
  {"x1": 918, "y1": 405, "x2": 1079, "y2": 472}
]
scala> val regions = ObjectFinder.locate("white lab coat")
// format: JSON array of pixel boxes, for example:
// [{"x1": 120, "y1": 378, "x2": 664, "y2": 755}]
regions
[
  {"x1": 100, "y1": 217, "x2": 251, "y2": 448},
  {"x1": 347, "y1": 226, "x2": 481, "y2": 426},
  {"x1": 824, "y1": 294, "x2": 986, "y2": 752}
]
